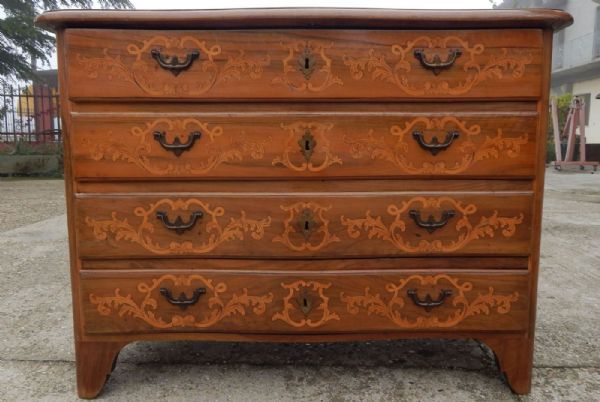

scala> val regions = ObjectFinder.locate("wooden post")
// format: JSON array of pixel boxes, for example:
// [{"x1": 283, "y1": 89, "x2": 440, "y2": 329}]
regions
[
  {"x1": 564, "y1": 98, "x2": 578, "y2": 162},
  {"x1": 551, "y1": 98, "x2": 562, "y2": 162},
  {"x1": 579, "y1": 98, "x2": 587, "y2": 163}
]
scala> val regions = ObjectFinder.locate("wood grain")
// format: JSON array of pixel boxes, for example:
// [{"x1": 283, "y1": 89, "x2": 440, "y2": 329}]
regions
[
  {"x1": 76, "y1": 341, "x2": 126, "y2": 399},
  {"x1": 70, "y1": 111, "x2": 538, "y2": 179},
  {"x1": 75, "y1": 192, "x2": 533, "y2": 258},
  {"x1": 74, "y1": 179, "x2": 534, "y2": 194},
  {"x1": 65, "y1": 29, "x2": 543, "y2": 100},
  {"x1": 81, "y1": 257, "x2": 530, "y2": 271},
  {"x1": 80, "y1": 269, "x2": 529, "y2": 334},
  {"x1": 37, "y1": 7, "x2": 567, "y2": 397},
  {"x1": 35, "y1": 8, "x2": 573, "y2": 32}
]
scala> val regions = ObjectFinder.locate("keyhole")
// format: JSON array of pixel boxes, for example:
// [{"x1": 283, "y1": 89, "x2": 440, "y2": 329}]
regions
[
  {"x1": 304, "y1": 220, "x2": 310, "y2": 231},
  {"x1": 300, "y1": 296, "x2": 311, "y2": 314},
  {"x1": 304, "y1": 140, "x2": 311, "y2": 151},
  {"x1": 304, "y1": 57, "x2": 310, "y2": 70}
]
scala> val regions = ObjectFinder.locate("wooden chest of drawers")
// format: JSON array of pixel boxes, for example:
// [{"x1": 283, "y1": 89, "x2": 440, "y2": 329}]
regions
[{"x1": 37, "y1": 8, "x2": 572, "y2": 398}]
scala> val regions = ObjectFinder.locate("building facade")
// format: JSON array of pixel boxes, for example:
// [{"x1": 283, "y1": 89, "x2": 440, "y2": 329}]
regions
[{"x1": 496, "y1": 0, "x2": 600, "y2": 143}]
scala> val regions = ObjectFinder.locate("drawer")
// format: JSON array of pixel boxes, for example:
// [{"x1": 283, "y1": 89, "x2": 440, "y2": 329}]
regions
[
  {"x1": 76, "y1": 192, "x2": 533, "y2": 258},
  {"x1": 71, "y1": 110, "x2": 538, "y2": 179},
  {"x1": 66, "y1": 29, "x2": 543, "y2": 100},
  {"x1": 81, "y1": 269, "x2": 530, "y2": 334}
]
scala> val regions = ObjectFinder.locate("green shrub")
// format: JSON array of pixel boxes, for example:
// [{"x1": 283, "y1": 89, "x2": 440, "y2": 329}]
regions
[{"x1": 0, "y1": 140, "x2": 62, "y2": 156}]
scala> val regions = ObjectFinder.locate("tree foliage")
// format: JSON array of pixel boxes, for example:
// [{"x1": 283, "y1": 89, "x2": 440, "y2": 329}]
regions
[{"x1": 0, "y1": 0, "x2": 133, "y2": 85}]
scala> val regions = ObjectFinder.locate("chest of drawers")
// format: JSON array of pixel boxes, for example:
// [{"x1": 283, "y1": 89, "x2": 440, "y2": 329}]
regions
[{"x1": 37, "y1": 8, "x2": 572, "y2": 398}]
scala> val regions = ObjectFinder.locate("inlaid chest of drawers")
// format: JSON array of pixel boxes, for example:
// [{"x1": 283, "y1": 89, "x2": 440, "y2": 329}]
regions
[{"x1": 37, "y1": 8, "x2": 572, "y2": 398}]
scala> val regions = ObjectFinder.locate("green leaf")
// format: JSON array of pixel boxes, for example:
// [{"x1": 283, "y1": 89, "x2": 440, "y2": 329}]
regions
[{"x1": 0, "y1": 0, "x2": 134, "y2": 85}]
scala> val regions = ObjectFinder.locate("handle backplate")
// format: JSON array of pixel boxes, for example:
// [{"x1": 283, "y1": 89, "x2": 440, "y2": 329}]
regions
[
  {"x1": 413, "y1": 48, "x2": 463, "y2": 75},
  {"x1": 407, "y1": 289, "x2": 453, "y2": 312},
  {"x1": 151, "y1": 49, "x2": 200, "y2": 76},
  {"x1": 412, "y1": 131, "x2": 460, "y2": 156},
  {"x1": 409, "y1": 209, "x2": 456, "y2": 234},
  {"x1": 159, "y1": 287, "x2": 206, "y2": 310},
  {"x1": 156, "y1": 211, "x2": 203, "y2": 235},
  {"x1": 153, "y1": 131, "x2": 201, "y2": 157}
]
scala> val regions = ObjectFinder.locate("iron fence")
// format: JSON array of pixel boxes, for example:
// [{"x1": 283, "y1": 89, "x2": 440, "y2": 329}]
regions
[{"x1": 0, "y1": 84, "x2": 61, "y2": 144}]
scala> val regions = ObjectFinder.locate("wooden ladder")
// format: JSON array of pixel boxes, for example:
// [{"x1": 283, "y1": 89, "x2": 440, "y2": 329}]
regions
[{"x1": 552, "y1": 96, "x2": 599, "y2": 171}]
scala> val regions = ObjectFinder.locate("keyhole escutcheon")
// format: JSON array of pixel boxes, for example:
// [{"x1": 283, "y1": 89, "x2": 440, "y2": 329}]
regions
[
  {"x1": 299, "y1": 294, "x2": 312, "y2": 314},
  {"x1": 298, "y1": 130, "x2": 316, "y2": 162},
  {"x1": 298, "y1": 208, "x2": 317, "y2": 240},
  {"x1": 298, "y1": 47, "x2": 316, "y2": 79}
]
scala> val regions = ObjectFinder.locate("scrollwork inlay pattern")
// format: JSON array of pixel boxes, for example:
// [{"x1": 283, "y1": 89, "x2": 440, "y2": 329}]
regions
[
  {"x1": 272, "y1": 280, "x2": 340, "y2": 328},
  {"x1": 88, "y1": 118, "x2": 267, "y2": 175},
  {"x1": 272, "y1": 41, "x2": 343, "y2": 92},
  {"x1": 343, "y1": 36, "x2": 533, "y2": 96},
  {"x1": 344, "y1": 117, "x2": 529, "y2": 174},
  {"x1": 340, "y1": 274, "x2": 519, "y2": 328},
  {"x1": 90, "y1": 274, "x2": 274, "y2": 329},
  {"x1": 272, "y1": 202, "x2": 340, "y2": 251},
  {"x1": 272, "y1": 122, "x2": 342, "y2": 172},
  {"x1": 85, "y1": 198, "x2": 272, "y2": 255},
  {"x1": 76, "y1": 35, "x2": 270, "y2": 96},
  {"x1": 340, "y1": 196, "x2": 524, "y2": 253}
]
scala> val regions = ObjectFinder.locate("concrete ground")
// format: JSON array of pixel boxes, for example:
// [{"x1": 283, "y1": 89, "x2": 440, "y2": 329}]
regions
[{"x1": 0, "y1": 170, "x2": 599, "y2": 402}]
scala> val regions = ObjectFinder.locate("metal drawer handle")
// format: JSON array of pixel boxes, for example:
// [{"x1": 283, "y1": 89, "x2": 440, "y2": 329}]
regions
[
  {"x1": 408, "y1": 209, "x2": 456, "y2": 234},
  {"x1": 407, "y1": 289, "x2": 453, "y2": 312},
  {"x1": 159, "y1": 287, "x2": 206, "y2": 310},
  {"x1": 413, "y1": 48, "x2": 462, "y2": 75},
  {"x1": 156, "y1": 211, "x2": 203, "y2": 235},
  {"x1": 150, "y1": 49, "x2": 200, "y2": 76},
  {"x1": 412, "y1": 131, "x2": 460, "y2": 156},
  {"x1": 153, "y1": 131, "x2": 201, "y2": 157}
]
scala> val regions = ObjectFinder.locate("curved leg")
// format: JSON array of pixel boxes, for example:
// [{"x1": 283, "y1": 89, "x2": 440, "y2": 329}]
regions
[
  {"x1": 76, "y1": 341, "x2": 128, "y2": 399},
  {"x1": 478, "y1": 335, "x2": 533, "y2": 395}
]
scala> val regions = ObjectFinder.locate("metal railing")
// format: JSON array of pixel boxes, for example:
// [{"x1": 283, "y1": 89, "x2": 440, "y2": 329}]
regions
[{"x1": 0, "y1": 85, "x2": 61, "y2": 144}]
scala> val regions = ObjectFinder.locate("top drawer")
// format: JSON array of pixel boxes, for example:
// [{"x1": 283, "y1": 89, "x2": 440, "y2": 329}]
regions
[{"x1": 65, "y1": 29, "x2": 543, "y2": 100}]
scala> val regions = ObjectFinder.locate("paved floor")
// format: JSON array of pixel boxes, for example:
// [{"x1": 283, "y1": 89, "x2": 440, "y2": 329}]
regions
[{"x1": 0, "y1": 170, "x2": 599, "y2": 401}]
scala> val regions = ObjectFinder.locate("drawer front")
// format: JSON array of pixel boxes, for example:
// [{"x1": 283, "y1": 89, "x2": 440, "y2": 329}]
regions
[
  {"x1": 66, "y1": 29, "x2": 543, "y2": 100},
  {"x1": 71, "y1": 112, "x2": 538, "y2": 179},
  {"x1": 76, "y1": 193, "x2": 532, "y2": 258},
  {"x1": 81, "y1": 269, "x2": 529, "y2": 335}
]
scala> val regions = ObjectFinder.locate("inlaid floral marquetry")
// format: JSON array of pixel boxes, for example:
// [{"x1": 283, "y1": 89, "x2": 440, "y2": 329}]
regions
[
  {"x1": 76, "y1": 35, "x2": 271, "y2": 96},
  {"x1": 85, "y1": 198, "x2": 272, "y2": 255},
  {"x1": 272, "y1": 280, "x2": 340, "y2": 328},
  {"x1": 89, "y1": 275, "x2": 274, "y2": 329},
  {"x1": 273, "y1": 202, "x2": 340, "y2": 251},
  {"x1": 343, "y1": 36, "x2": 533, "y2": 96},
  {"x1": 340, "y1": 274, "x2": 519, "y2": 329},
  {"x1": 272, "y1": 41, "x2": 343, "y2": 92},
  {"x1": 340, "y1": 196, "x2": 524, "y2": 253},
  {"x1": 88, "y1": 118, "x2": 267, "y2": 175},
  {"x1": 344, "y1": 117, "x2": 530, "y2": 174},
  {"x1": 272, "y1": 122, "x2": 343, "y2": 172}
]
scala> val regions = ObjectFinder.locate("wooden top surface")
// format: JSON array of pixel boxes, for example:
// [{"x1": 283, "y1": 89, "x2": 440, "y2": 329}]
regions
[{"x1": 36, "y1": 8, "x2": 572, "y2": 32}]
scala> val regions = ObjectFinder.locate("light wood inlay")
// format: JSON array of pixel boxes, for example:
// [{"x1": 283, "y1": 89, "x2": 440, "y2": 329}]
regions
[{"x1": 41, "y1": 7, "x2": 569, "y2": 397}]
